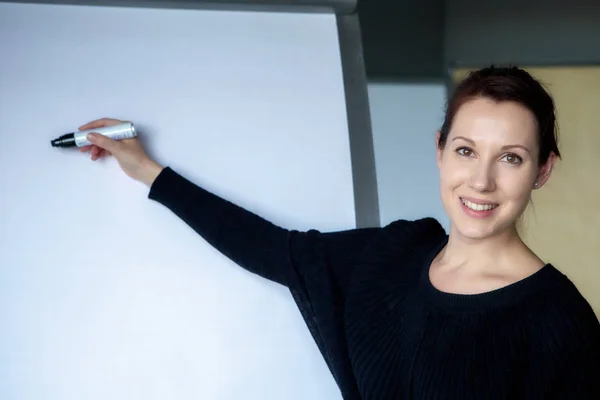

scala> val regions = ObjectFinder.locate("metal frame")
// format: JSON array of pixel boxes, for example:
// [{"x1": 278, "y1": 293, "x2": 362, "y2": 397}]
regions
[
  {"x1": 337, "y1": 13, "x2": 380, "y2": 228},
  {"x1": 4, "y1": 0, "x2": 380, "y2": 227},
  {"x1": 1, "y1": 0, "x2": 356, "y2": 13}
]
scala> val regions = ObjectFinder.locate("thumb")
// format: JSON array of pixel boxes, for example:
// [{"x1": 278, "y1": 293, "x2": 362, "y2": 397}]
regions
[{"x1": 87, "y1": 132, "x2": 120, "y2": 152}]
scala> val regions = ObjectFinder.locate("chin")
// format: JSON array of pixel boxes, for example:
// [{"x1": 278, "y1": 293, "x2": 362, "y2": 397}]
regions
[{"x1": 452, "y1": 223, "x2": 503, "y2": 241}]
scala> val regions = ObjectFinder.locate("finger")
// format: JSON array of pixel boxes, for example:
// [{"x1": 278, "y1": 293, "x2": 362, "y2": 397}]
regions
[
  {"x1": 80, "y1": 145, "x2": 93, "y2": 152},
  {"x1": 78, "y1": 118, "x2": 121, "y2": 131},
  {"x1": 91, "y1": 146, "x2": 100, "y2": 158},
  {"x1": 86, "y1": 132, "x2": 120, "y2": 154},
  {"x1": 91, "y1": 148, "x2": 106, "y2": 161}
]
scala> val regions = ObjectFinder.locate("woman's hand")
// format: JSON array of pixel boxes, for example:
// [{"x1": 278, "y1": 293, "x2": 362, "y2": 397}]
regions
[{"x1": 79, "y1": 118, "x2": 164, "y2": 186}]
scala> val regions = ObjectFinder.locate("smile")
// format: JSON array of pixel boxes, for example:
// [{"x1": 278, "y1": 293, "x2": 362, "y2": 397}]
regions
[
  {"x1": 459, "y1": 197, "x2": 499, "y2": 218},
  {"x1": 461, "y1": 198, "x2": 498, "y2": 211}
]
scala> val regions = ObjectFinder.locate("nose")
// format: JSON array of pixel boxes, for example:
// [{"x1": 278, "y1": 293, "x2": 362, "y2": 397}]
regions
[{"x1": 468, "y1": 162, "x2": 496, "y2": 192}]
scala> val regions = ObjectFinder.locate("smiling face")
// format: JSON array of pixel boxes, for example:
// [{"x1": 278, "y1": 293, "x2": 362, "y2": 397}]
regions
[{"x1": 436, "y1": 96, "x2": 556, "y2": 241}]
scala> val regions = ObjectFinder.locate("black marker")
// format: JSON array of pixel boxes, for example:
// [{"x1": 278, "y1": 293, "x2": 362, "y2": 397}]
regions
[{"x1": 51, "y1": 122, "x2": 137, "y2": 148}]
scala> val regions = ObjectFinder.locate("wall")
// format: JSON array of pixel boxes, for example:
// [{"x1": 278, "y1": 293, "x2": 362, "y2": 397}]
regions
[
  {"x1": 368, "y1": 83, "x2": 450, "y2": 230},
  {"x1": 445, "y1": 0, "x2": 600, "y2": 66}
]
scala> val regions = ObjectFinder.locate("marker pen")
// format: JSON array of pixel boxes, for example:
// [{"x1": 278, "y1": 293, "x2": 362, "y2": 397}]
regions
[{"x1": 50, "y1": 122, "x2": 137, "y2": 148}]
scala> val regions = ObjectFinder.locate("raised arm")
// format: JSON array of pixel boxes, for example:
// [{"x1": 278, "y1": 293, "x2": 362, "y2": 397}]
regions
[
  {"x1": 147, "y1": 166, "x2": 380, "y2": 292},
  {"x1": 79, "y1": 118, "x2": 381, "y2": 295}
]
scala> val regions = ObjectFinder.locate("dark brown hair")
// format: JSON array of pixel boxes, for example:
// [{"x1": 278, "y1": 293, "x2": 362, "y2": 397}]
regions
[{"x1": 438, "y1": 65, "x2": 561, "y2": 164}]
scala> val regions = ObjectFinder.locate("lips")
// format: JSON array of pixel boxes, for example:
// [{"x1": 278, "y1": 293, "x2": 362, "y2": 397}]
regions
[
  {"x1": 460, "y1": 198, "x2": 498, "y2": 211},
  {"x1": 458, "y1": 197, "x2": 499, "y2": 218}
]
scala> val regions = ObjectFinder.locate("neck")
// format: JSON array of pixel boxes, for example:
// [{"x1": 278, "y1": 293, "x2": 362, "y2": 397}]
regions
[{"x1": 438, "y1": 224, "x2": 534, "y2": 273}]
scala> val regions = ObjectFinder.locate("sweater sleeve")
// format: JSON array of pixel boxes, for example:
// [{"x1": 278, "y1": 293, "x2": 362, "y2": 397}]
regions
[{"x1": 147, "y1": 166, "x2": 380, "y2": 294}]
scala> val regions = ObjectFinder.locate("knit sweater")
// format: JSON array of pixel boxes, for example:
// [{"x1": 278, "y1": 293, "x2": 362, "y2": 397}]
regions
[{"x1": 148, "y1": 167, "x2": 600, "y2": 399}]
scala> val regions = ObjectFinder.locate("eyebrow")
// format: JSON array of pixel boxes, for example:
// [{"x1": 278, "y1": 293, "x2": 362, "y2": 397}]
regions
[{"x1": 452, "y1": 136, "x2": 531, "y2": 154}]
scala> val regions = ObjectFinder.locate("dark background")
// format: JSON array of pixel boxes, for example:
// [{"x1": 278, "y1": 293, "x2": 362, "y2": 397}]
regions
[{"x1": 360, "y1": 0, "x2": 600, "y2": 82}]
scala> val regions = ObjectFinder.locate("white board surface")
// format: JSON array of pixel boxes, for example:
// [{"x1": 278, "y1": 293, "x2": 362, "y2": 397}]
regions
[{"x1": 0, "y1": 3, "x2": 355, "y2": 399}]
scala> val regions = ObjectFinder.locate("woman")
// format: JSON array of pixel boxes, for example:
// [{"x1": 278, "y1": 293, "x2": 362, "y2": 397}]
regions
[{"x1": 79, "y1": 66, "x2": 599, "y2": 399}]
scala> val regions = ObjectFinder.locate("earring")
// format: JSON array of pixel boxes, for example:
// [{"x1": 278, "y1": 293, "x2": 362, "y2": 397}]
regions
[{"x1": 534, "y1": 181, "x2": 539, "y2": 188}]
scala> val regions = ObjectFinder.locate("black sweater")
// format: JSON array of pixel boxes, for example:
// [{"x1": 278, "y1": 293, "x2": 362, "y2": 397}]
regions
[{"x1": 148, "y1": 167, "x2": 600, "y2": 399}]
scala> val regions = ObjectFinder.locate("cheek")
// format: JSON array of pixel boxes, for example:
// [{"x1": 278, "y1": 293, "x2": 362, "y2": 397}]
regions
[
  {"x1": 497, "y1": 169, "x2": 535, "y2": 201},
  {"x1": 439, "y1": 156, "x2": 469, "y2": 189}
]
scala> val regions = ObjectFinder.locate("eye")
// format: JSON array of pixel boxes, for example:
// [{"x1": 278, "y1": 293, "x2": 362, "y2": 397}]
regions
[
  {"x1": 502, "y1": 153, "x2": 523, "y2": 165},
  {"x1": 456, "y1": 147, "x2": 474, "y2": 157}
]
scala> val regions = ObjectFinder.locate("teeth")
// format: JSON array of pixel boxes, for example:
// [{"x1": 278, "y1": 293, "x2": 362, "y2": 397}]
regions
[{"x1": 461, "y1": 199, "x2": 498, "y2": 211}]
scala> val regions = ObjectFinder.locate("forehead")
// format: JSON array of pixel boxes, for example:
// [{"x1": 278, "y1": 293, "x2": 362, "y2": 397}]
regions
[{"x1": 449, "y1": 97, "x2": 538, "y2": 146}]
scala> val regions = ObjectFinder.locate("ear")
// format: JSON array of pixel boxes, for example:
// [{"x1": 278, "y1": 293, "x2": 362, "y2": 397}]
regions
[
  {"x1": 435, "y1": 131, "x2": 443, "y2": 169},
  {"x1": 533, "y1": 152, "x2": 559, "y2": 189}
]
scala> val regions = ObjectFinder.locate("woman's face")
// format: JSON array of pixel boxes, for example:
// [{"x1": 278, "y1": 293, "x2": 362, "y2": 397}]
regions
[{"x1": 436, "y1": 97, "x2": 554, "y2": 241}]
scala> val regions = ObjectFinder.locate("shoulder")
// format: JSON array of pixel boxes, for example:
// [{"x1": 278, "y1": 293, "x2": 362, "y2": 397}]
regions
[
  {"x1": 540, "y1": 266, "x2": 598, "y2": 323},
  {"x1": 530, "y1": 269, "x2": 600, "y2": 391},
  {"x1": 346, "y1": 217, "x2": 447, "y2": 309},
  {"x1": 382, "y1": 216, "x2": 445, "y2": 235},
  {"x1": 355, "y1": 217, "x2": 447, "y2": 274},
  {"x1": 376, "y1": 217, "x2": 447, "y2": 252},
  {"x1": 528, "y1": 266, "x2": 600, "y2": 350}
]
